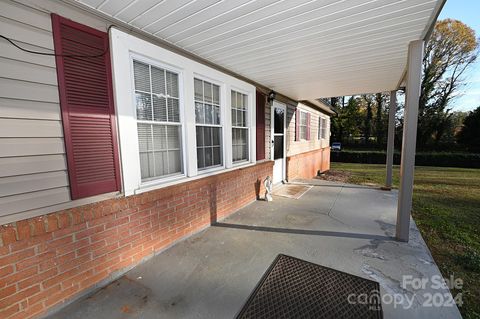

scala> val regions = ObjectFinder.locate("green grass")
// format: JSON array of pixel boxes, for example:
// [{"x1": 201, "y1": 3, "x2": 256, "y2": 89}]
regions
[{"x1": 330, "y1": 163, "x2": 480, "y2": 319}]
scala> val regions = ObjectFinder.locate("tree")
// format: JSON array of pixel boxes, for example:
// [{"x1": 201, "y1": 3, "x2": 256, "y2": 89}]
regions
[
  {"x1": 457, "y1": 106, "x2": 480, "y2": 151},
  {"x1": 418, "y1": 19, "x2": 478, "y2": 147},
  {"x1": 361, "y1": 95, "x2": 374, "y2": 144},
  {"x1": 374, "y1": 93, "x2": 391, "y2": 146}
]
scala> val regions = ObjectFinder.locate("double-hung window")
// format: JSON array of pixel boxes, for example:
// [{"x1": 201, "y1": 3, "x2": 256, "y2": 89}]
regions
[
  {"x1": 299, "y1": 111, "x2": 308, "y2": 140},
  {"x1": 231, "y1": 90, "x2": 249, "y2": 162},
  {"x1": 321, "y1": 117, "x2": 327, "y2": 139},
  {"x1": 194, "y1": 78, "x2": 222, "y2": 170},
  {"x1": 133, "y1": 60, "x2": 182, "y2": 181}
]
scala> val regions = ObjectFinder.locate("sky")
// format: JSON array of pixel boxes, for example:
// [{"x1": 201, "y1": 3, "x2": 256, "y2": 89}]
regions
[{"x1": 438, "y1": 0, "x2": 480, "y2": 112}]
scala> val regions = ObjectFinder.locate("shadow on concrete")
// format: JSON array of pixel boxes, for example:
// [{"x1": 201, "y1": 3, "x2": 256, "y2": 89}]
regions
[{"x1": 213, "y1": 222, "x2": 393, "y2": 241}]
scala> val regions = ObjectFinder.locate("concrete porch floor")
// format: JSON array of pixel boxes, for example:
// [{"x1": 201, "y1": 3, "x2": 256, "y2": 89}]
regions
[{"x1": 47, "y1": 180, "x2": 461, "y2": 319}]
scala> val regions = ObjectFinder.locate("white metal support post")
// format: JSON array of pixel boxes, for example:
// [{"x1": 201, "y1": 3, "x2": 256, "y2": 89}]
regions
[
  {"x1": 384, "y1": 91, "x2": 397, "y2": 190},
  {"x1": 396, "y1": 40, "x2": 424, "y2": 242}
]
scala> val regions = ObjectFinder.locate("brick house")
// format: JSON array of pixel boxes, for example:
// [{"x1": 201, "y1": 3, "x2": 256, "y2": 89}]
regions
[{"x1": 0, "y1": 1, "x2": 338, "y2": 317}]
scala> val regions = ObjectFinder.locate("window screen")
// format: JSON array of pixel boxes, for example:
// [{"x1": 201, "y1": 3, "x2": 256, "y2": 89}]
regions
[
  {"x1": 231, "y1": 91, "x2": 249, "y2": 162},
  {"x1": 194, "y1": 78, "x2": 222, "y2": 169},
  {"x1": 133, "y1": 60, "x2": 182, "y2": 181}
]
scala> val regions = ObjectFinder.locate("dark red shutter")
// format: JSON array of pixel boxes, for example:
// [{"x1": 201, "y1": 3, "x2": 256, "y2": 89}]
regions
[
  {"x1": 306, "y1": 112, "x2": 311, "y2": 140},
  {"x1": 295, "y1": 109, "x2": 300, "y2": 141},
  {"x1": 256, "y1": 91, "x2": 266, "y2": 161},
  {"x1": 52, "y1": 14, "x2": 121, "y2": 199}
]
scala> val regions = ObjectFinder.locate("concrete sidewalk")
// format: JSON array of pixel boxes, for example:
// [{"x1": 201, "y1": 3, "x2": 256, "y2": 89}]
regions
[{"x1": 47, "y1": 180, "x2": 461, "y2": 319}]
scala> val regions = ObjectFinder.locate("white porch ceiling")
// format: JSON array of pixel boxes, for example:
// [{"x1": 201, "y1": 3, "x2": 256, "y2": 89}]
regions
[{"x1": 75, "y1": 0, "x2": 443, "y2": 100}]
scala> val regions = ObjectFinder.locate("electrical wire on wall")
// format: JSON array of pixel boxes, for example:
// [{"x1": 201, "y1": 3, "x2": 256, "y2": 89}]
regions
[{"x1": 0, "y1": 25, "x2": 116, "y2": 58}]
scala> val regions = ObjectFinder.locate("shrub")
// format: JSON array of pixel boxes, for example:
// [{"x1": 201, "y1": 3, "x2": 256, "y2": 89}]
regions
[{"x1": 331, "y1": 150, "x2": 480, "y2": 168}]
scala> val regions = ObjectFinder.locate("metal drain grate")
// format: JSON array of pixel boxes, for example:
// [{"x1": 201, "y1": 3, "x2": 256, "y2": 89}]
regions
[{"x1": 236, "y1": 254, "x2": 383, "y2": 319}]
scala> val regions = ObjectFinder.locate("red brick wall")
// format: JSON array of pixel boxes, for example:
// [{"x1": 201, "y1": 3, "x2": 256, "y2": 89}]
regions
[
  {"x1": 286, "y1": 147, "x2": 330, "y2": 181},
  {"x1": 0, "y1": 161, "x2": 273, "y2": 319}
]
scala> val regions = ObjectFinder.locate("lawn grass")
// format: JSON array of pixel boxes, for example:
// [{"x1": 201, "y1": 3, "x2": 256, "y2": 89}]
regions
[{"x1": 330, "y1": 163, "x2": 480, "y2": 319}]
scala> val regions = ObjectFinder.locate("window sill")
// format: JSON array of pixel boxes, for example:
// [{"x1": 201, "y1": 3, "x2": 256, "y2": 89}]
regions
[{"x1": 134, "y1": 161, "x2": 257, "y2": 195}]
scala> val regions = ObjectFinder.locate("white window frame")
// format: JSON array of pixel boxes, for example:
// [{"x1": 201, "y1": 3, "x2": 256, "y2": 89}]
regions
[
  {"x1": 110, "y1": 28, "x2": 256, "y2": 196},
  {"x1": 299, "y1": 110, "x2": 308, "y2": 140},
  {"x1": 321, "y1": 117, "x2": 328, "y2": 140},
  {"x1": 193, "y1": 74, "x2": 226, "y2": 174},
  {"x1": 130, "y1": 54, "x2": 187, "y2": 187},
  {"x1": 231, "y1": 87, "x2": 251, "y2": 165}
]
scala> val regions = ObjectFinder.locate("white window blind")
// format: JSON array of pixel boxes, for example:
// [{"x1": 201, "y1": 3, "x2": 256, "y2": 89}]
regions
[
  {"x1": 194, "y1": 78, "x2": 222, "y2": 169},
  {"x1": 231, "y1": 90, "x2": 249, "y2": 162},
  {"x1": 133, "y1": 60, "x2": 182, "y2": 181}
]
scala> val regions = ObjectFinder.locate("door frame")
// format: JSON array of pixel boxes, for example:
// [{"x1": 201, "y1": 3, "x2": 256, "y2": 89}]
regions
[{"x1": 271, "y1": 100, "x2": 287, "y2": 183}]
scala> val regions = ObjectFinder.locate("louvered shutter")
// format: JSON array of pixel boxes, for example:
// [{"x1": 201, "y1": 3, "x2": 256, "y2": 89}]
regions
[
  {"x1": 295, "y1": 109, "x2": 300, "y2": 141},
  {"x1": 255, "y1": 91, "x2": 266, "y2": 161},
  {"x1": 52, "y1": 14, "x2": 121, "y2": 199},
  {"x1": 306, "y1": 113, "x2": 311, "y2": 140}
]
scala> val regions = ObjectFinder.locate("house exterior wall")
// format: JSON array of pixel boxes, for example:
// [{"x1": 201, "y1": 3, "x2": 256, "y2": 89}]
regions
[
  {"x1": 286, "y1": 102, "x2": 331, "y2": 180},
  {"x1": 0, "y1": 161, "x2": 272, "y2": 319},
  {"x1": 0, "y1": 1, "x2": 329, "y2": 317},
  {"x1": 0, "y1": 0, "x2": 69, "y2": 223},
  {"x1": 0, "y1": 0, "x2": 119, "y2": 226}
]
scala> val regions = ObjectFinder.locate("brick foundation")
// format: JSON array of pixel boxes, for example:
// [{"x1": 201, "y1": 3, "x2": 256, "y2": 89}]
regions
[
  {"x1": 0, "y1": 161, "x2": 273, "y2": 319},
  {"x1": 286, "y1": 147, "x2": 330, "y2": 180}
]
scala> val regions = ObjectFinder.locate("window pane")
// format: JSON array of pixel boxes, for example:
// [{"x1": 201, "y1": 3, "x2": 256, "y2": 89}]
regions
[
  {"x1": 154, "y1": 151, "x2": 167, "y2": 176},
  {"x1": 301, "y1": 112, "x2": 307, "y2": 125},
  {"x1": 213, "y1": 105, "x2": 220, "y2": 125},
  {"x1": 168, "y1": 150, "x2": 181, "y2": 173},
  {"x1": 137, "y1": 124, "x2": 152, "y2": 151},
  {"x1": 203, "y1": 126, "x2": 212, "y2": 146},
  {"x1": 139, "y1": 152, "x2": 154, "y2": 179},
  {"x1": 135, "y1": 92, "x2": 152, "y2": 120},
  {"x1": 236, "y1": 93, "x2": 242, "y2": 109},
  {"x1": 195, "y1": 102, "x2": 205, "y2": 124},
  {"x1": 213, "y1": 84, "x2": 220, "y2": 105},
  {"x1": 196, "y1": 126, "x2": 204, "y2": 147},
  {"x1": 166, "y1": 125, "x2": 180, "y2": 149},
  {"x1": 133, "y1": 61, "x2": 150, "y2": 92},
  {"x1": 167, "y1": 98, "x2": 180, "y2": 122},
  {"x1": 274, "y1": 136, "x2": 283, "y2": 160},
  {"x1": 212, "y1": 127, "x2": 221, "y2": 146},
  {"x1": 197, "y1": 148, "x2": 205, "y2": 169},
  {"x1": 205, "y1": 103, "x2": 213, "y2": 124},
  {"x1": 237, "y1": 110, "x2": 244, "y2": 127},
  {"x1": 273, "y1": 107, "x2": 284, "y2": 134},
  {"x1": 213, "y1": 146, "x2": 221, "y2": 165},
  {"x1": 243, "y1": 95, "x2": 248, "y2": 110},
  {"x1": 232, "y1": 128, "x2": 248, "y2": 162},
  {"x1": 194, "y1": 78, "x2": 203, "y2": 101},
  {"x1": 153, "y1": 125, "x2": 167, "y2": 150},
  {"x1": 204, "y1": 147, "x2": 213, "y2": 167},
  {"x1": 231, "y1": 91, "x2": 236, "y2": 108},
  {"x1": 151, "y1": 66, "x2": 165, "y2": 95},
  {"x1": 153, "y1": 95, "x2": 167, "y2": 122},
  {"x1": 204, "y1": 82, "x2": 213, "y2": 103},
  {"x1": 166, "y1": 71, "x2": 178, "y2": 97}
]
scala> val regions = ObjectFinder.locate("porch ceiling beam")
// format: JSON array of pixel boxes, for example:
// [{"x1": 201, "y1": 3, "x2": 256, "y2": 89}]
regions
[{"x1": 396, "y1": 40, "x2": 424, "y2": 242}]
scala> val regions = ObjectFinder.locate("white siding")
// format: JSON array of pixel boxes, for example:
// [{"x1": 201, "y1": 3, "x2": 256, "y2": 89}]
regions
[
  {"x1": 286, "y1": 102, "x2": 330, "y2": 157},
  {"x1": 0, "y1": 0, "x2": 122, "y2": 224},
  {"x1": 0, "y1": 0, "x2": 69, "y2": 221}
]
